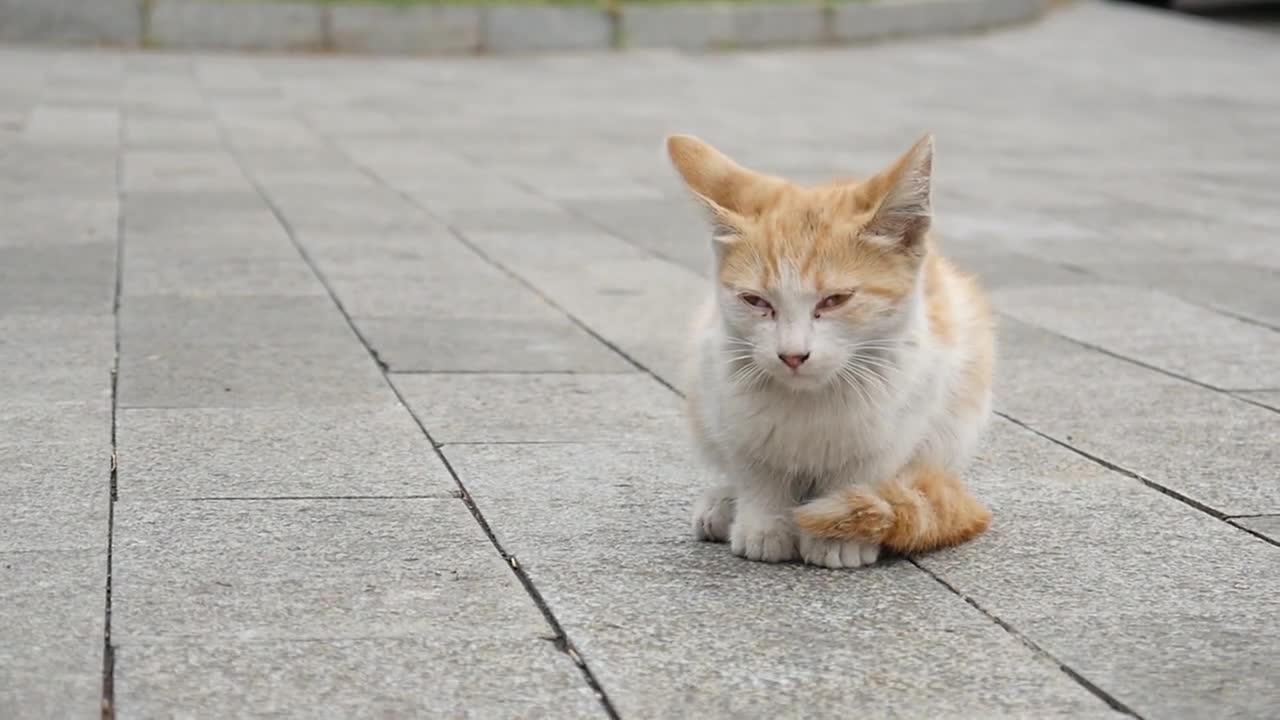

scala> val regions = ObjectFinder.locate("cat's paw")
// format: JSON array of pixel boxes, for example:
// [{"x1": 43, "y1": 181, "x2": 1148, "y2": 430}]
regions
[
  {"x1": 798, "y1": 533, "x2": 880, "y2": 569},
  {"x1": 692, "y1": 485, "x2": 735, "y2": 543},
  {"x1": 730, "y1": 512, "x2": 797, "y2": 563}
]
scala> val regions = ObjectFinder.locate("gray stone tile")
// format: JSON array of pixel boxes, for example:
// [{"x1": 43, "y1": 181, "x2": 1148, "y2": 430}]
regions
[
  {"x1": 0, "y1": 635, "x2": 102, "y2": 720},
  {"x1": 124, "y1": 113, "x2": 221, "y2": 148},
  {"x1": 0, "y1": 314, "x2": 114, "y2": 404},
  {"x1": 112, "y1": 499, "x2": 548, "y2": 642},
  {"x1": 0, "y1": 243, "x2": 115, "y2": 315},
  {"x1": 560, "y1": 197, "x2": 708, "y2": 272},
  {"x1": 996, "y1": 320, "x2": 1280, "y2": 516},
  {"x1": 1233, "y1": 515, "x2": 1280, "y2": 543},
  {"x1": 1083, "y1": 260, "x2": 1280, "y2": 328},
  {"x1": 445, "y1": 443, "x2": 1120, "y2": 718},
  {"x1": 123, "y1": 191, "x2": 282, "y2": 238},
  {"x1": 122, "y1": 245, "x2": 325, "y2": 297},
  {"x1": 918, "y1": 419, "x2": 1280, "y2": 719},
  {"x1": 264, "y1": 186, "x2": 433, "y2": 232},
  {"x1": 0, "y1": 193, "x2": 117, "y2": 247},
  {"x1": 0, "y1": 550, "x2": 105, "y2": 639},
  {"x1": 0, "y1": 402, "x2": 112, "y2": 453},
  {"x1": 0, "y1": 446, "x2": 109, "y2": 552},
  {"x1": 117, "y1": 405, "x2": 454, "y2": 500},
  {"x1": 455, "y1": 242, "x2": 706, "y2": 388},
  {"x1": 117, "y1": 295, "x2": 387, "y2": 408},
  {"x1": 116, "y1": 636, "x2": 599, "y2": 719},
  {"x1": 994, "y1": 284, "x2": 1280, "y2": 389},
  {"x1": 392, "y1": 373, "x2": 684, "y2": 444},
  {"x1": 356, "y1": 315, "x2": 630, "y2": 374},
  {"x1": 22, "y1": 105, "x2": 119, "y2": 146},
  {"x1": 123, "y1": 150, "x2": 250, "y2": 193}
]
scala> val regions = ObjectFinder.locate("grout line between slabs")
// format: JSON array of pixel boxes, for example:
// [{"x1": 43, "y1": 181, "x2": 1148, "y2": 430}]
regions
[
  {"x1": 996, "y1": 411, "x2": 1280, "y2": 549},
  {"x1": 101, "y1": 115, "x2": 126, "y2": 720},
  {"x1": 911, "y1": 560, "x2": 1144, "y2": 718},
  {"x1": 225, "y1": 126, "x2": 620, "y2": 720},
  {"x1": 998, "y1": 311, "x2": 1280, "y2": 416}
]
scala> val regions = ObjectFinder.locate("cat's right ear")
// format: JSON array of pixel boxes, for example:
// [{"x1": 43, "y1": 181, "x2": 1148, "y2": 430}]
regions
[{"x1": 666, "y1": 134, "x2": 749, "y2": 249}]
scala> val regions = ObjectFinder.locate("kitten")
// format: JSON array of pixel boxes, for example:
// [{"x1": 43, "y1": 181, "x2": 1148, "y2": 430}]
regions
[{"x1": 668, "y1": 133, "x2": 994, "y2": 569}]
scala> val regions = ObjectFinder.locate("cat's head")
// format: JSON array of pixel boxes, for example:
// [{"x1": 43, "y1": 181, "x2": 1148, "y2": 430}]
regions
[{"x1": 667, "y1": 133, "x2": 935, "y2": 391}]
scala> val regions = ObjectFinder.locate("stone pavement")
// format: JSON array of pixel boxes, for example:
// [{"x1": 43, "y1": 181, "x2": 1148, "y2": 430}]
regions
[{"x1": 2, "y1": 2, "x2": 1279, "y2": 717}]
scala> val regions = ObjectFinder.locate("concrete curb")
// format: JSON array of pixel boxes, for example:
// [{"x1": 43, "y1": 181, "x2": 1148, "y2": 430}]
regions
[{"x1": 0, "y1": 0, "x2": 1050, "y2": 54}]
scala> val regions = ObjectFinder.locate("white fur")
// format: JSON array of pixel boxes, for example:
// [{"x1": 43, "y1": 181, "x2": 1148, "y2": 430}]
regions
[{"x1": 688, "y1": 257, "x2": 991, "y2": 569}]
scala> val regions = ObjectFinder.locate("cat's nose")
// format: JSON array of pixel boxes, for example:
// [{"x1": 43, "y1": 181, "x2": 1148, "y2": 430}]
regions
[{"x1": 778, "y1": 353, "x2": 810, "y2": 370}]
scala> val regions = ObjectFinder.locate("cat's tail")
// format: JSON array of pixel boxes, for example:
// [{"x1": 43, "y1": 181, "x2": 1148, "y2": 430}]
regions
[{"x1": 793, "y1": 465, "x2": 991, "y2": 554}]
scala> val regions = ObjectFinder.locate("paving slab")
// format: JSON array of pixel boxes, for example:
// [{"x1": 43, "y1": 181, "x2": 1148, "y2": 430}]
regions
[
  {"x1": 115, "y1": 637, "x2": 600, "y2": 719},
  {"x1": 1235, "y1": 389, "x2": 1280, "y2": 411},
  {"x1": 354, "y1": 315, "x2": 630, "y2": 373},
  {"x1": 993, "y1": 284, "x2": 1280, "y2": 389},
  {"x1": 117, "y1": 405, "x2": 455, "y2": 500},
  {"x1": 123, "y1": 149, "x2": 251, "y2": 193},
  {"x1": 0, "y1": 243, "x2": 116, "y2": 315},
  {"x1": 445, "y1": 442, "x2": 1121, "y2": 718},
  {"x1": 1, "y1": 446, "x2": 109, "y2": 552},
  {"x1": 0, "y1": 314, "x2": 114, "y2": 404},
  {"x1": 393, "y1": 373, "x2": 685, "y2": 444},
  {"x1": 0, "y1": 193, "x2": 117, "y2": 247},
  {"x1": 918, "y1": 419, "x2": 1280, "y2": 719},
  {"x1": 117, "y1": 295, "x2": 387, "y2": 408},
  {"x1": 995, "y1": 320, "x2": 1280, "y2": 516},
  {"x1": 0, "y1": 550, "x2": 106, "y2": 720},
  {"x1": 461, "y1": 232, "x2": 706, "y2": 386},
  {"x1": 112, "y1": 499, "x2": 550, "y2": 643}
]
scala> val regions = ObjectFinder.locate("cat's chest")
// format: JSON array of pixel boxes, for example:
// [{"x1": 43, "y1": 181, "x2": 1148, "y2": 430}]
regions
[{"x1": 720, "y1": 390, "x2": 888, "y2": 476}]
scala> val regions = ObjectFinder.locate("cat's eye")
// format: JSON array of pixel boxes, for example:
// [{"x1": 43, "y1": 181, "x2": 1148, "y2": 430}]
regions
[
  {"x1": 817, "y1": 293, "x2": 852, "y2": 312},
  {"x1": 740, "y1": 294, "x2": 773, "y2": 312}
]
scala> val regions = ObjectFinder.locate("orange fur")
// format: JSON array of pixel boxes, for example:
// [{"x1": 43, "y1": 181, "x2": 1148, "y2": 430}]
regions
[{"x1": 794, "y1": 465, "x2": 992, "y2": 554}]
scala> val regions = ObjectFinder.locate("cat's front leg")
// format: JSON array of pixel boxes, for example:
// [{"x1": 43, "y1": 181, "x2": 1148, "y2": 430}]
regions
[{"x1": 728, "y1": 474, "x2": 798, "y2": 563}]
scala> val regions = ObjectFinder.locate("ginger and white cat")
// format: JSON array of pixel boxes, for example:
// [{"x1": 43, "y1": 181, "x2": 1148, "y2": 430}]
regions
[{"x1": 668, "y1": 133, "x2": 995, "y2": 569}]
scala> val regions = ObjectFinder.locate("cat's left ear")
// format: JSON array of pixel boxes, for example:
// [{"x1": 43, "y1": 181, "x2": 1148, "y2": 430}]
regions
[
  {"x1": 665, "y1": 134, "x2": 752, "y2": 249},
  {"x1": 862, "y1": 134, "x2": 934, "y2": 253}
]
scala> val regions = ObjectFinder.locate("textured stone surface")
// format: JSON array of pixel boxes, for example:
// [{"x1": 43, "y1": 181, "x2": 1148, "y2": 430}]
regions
[
  {"x1": 116, "y1": 405, "x2": 455, "y2": 499},
  {"x1": 0, "y1": 0, "x2": 142, "y2": 45},
  {"x1": 482, "y1": 6, "x2": 612, "y2": 54},
  {"x1": 995, "y1": 320, "x2": 1280, "y2": 516},
  {"x1": 1234, "y1": 515, "x2": 1280, "y2": 543},
  {"x1": 445, "y1": 442, "x2": 1121, "y2": 718},
  {"x1": 330, "y1": 4, "x2": 483, "y2": 55},
  {"x1": 918, "y1": 419, "x2": 1280, "y2": 719},
  {"x1": 4, "y1": 3, "x2": 1280, "y2": 714},
  {"x1": 116, "y1": 637, "x2": 601, "y2": 719},
  {"x1": 356, "y1": 315, "x2": 631, "y2": 373},
  {"x1": 994, "y1": 284, "x2": 1280, "y2": 389},
  {"x1": 0, "y1": 551, "x2": 106, "y2": 719},
  {"x1": 112, "y1": 499, "x2": 548, "y2": 642},
  {"x1": 117, "y1": 295, "x2": 387, "y2": 408},
  {"x1": 148, "y1": 0, "x2": 325, "y2": 51},
  {"x1": 393, "y1": 373, "x2": 685, "y2": 444}
]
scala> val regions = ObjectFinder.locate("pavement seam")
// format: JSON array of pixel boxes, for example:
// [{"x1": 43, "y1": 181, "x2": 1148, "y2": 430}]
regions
[
  {"x1": 911, "y1": 560, "x2": 1144, "y2": 718},
  {"x1": 996, "y1": 411, "x2": 1280, "y2": 550},
  {"x1": 101, "y1": 112, "x2": 126, "y2": 720},
  {"x1": 221, "y1": 127, "x2": 620, "y2": 720},
  {"x1": 998, "y1": 311, "x2": 1279, "y2": 411}
]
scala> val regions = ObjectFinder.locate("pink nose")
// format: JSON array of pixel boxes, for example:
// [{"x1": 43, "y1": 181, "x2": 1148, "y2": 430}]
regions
[{"x1": 779, "y1": 353, "x2": 809, "y2": 370}]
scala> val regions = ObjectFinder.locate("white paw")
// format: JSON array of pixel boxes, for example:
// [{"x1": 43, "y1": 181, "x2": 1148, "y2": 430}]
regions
[
  {"x1": 798, "y1": 533, "x2": 880, "y2": 569},
  {"x1": 730, "y1": 512, "x2": 797, "y2": 563},
  {"x1": 692, "y1": 485, "x2": 735, "y2": 543}
]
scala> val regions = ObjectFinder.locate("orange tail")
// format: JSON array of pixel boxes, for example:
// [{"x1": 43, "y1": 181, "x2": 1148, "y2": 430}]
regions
[{"x1": 793, "y1": 465, "x2": 991, "y2": 555}]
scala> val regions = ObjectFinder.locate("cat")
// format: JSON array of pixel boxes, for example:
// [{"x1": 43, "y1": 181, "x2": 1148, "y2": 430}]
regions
[{"x1": 667, "y1": 133, "x2": 995, "y2": 569}]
